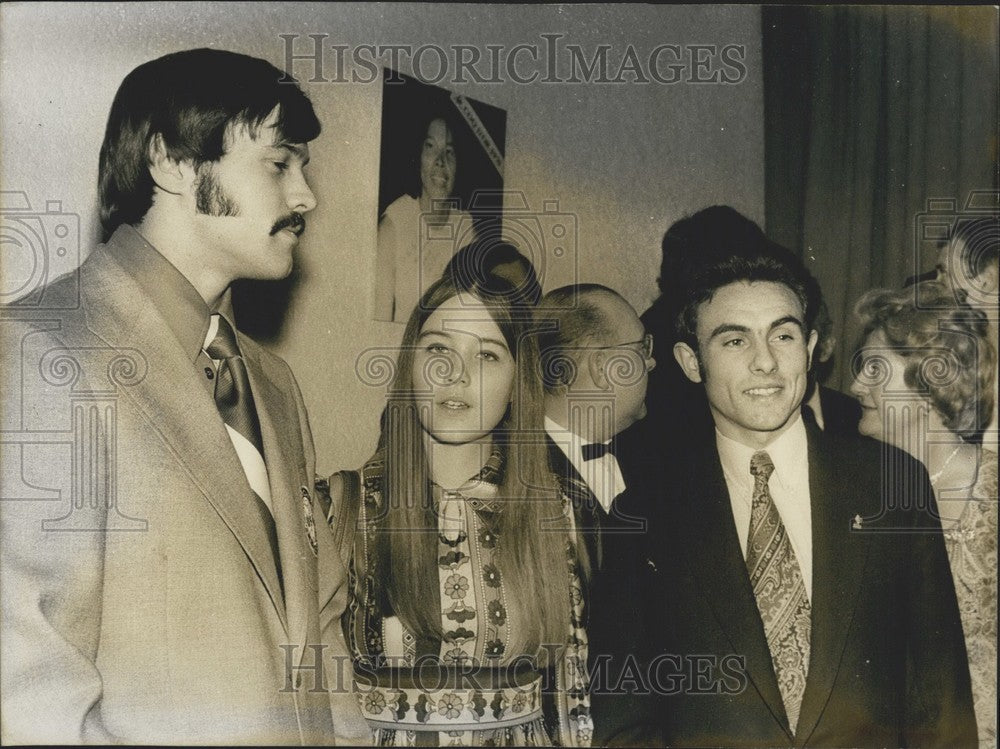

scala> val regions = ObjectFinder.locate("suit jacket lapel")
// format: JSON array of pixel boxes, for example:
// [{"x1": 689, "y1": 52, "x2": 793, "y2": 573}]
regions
[
  {"x1": 795, "y1": 426, "x2": 872, "y2": 743},
  {"x1": 242, "y1": 342, "x2": 315, "y2": 659},
  {"x1": 548, "y1": 439, "x2": 605, "y2": 570},
  {"x1": 673, "y1": 440, "x2": 791, "y2": 734},
  {"x1": 81, "y1": 251, "x2": 288, "y2": 630}
]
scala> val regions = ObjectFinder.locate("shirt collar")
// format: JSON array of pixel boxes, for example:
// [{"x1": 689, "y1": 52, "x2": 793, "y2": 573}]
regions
[
  {"x1": 544, "y1": 415, "x2": 624, "y2": 512},
  {"x1": 105, "y1": 224, "x2": 225, "y2": 363},
  {"x1": 544, "y1": 415, "x2": 586, "y2": 466},
  {"x1": 430, "y1": 446, "x2": 505, "y2": 492},
  {"x1": 430, "y1": 446, "x2": 505, "y2": 522},
  {"x1": 716, "y1": 413, "x2": 808, "y2": 491}
]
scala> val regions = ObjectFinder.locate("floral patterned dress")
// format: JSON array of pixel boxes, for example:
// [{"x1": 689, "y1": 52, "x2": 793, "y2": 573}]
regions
[
  {"x1": 941, "y1": 456, "x2": 997, "y2": 747},
  {"x1": 330, "y1": 450, "x2": 592, "y2": 747}
]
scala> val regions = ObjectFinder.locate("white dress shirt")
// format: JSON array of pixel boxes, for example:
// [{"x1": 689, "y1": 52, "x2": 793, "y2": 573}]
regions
[
  {"x1": 544, "y1": 416, "x2": 625, "y2": 513},
  {"x1": 716, "y1": 415, "x2": 813, "y2": 601}
]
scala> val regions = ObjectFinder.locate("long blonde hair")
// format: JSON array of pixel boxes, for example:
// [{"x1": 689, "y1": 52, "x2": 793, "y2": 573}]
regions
[{"x1": 374, "y1": 273, "x2": 571, "y2": 657}]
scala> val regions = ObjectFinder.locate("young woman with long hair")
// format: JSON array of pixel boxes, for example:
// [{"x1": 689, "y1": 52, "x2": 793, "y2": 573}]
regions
[{"x1": 320, "y1": 273, "x2": 592, "y2": 746}]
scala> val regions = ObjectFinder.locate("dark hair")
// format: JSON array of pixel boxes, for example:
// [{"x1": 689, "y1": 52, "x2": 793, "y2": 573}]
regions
[
  {"x1": 376, "y1": 272, "x2": 570, "y2": 654},
  {"x1": 655, "y1": 206, "x2": 822, "y2": 354},
  {"x1": 535, "y1": 284, "x2": 622, "y2": 391},
  {"x1": 657, "y1": 205, "x2": 768, "y2": 297},
  {"x1": 950, "y1": 215, "x2": 1000, "y2": 280},
  {"x1": 675, "y1": 249, "x2": 819, "y2": 349},
  {"x1": 98, "y1": 48, "x2": 320, "y2": 239},
  {"x1": 405, "y1": 110, "x2": 463, "y2": 200},
  {"x1": 807, "y1": 296, "x2": 838, "y2": 392},
  {"x1": 854, "y1": 280, "x2": 995, "y2": 440},
  {"x1": 443, "y1": 237, "x2": 541, "y2": 306}
]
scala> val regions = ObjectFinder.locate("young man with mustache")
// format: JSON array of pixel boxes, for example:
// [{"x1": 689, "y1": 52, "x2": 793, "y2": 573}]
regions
[{"x1": 1, "y1": 49, "x2": 368, "y2": 745}]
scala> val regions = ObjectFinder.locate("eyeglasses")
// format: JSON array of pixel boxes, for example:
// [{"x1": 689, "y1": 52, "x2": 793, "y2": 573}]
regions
[{"x1": 592, "y1": 333, "x2": 654, "y2": 361}]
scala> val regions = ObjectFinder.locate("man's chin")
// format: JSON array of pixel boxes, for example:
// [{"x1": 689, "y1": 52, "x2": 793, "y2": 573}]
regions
[
  {"x1": 245, "y1": 258, "x2": 295, "y2": 284},
  {"x1": 728, "y1": 407, "x2": 802, "y2": 438},
  {"x1": 756, "y1": 410, "x2": 802, "y2": 435},
  {"x1": 618, "y1": 407, "x2": 646, "y2": 434}
]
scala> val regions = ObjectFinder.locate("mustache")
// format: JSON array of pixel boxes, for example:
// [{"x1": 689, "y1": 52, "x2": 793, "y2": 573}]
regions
[{"x1": 270, "y1": 213, "x2": 306, "y2": 236}]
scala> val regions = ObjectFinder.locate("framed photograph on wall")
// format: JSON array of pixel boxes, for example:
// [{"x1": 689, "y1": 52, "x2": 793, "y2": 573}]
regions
[{"x1": 374, "y1": 69, "x2": 507, "y2": 322}]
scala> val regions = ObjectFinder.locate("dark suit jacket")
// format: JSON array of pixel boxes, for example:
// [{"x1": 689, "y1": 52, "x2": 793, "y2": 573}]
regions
[
  {"x1": 547, "y1": 434, "x2": 652, "y2": 574},
  {"x1": 548, "y1": 437, "x2": 608, "y2": 583},
  {"x1": 591, "y1": 422, "x2": 975, "y2": 747},
  {"x1": 803, "y1": 384, "x2": 864, "y2": 437},
  {"x1": 547, "y1": 431, "x2": 661, "y2": 747}
]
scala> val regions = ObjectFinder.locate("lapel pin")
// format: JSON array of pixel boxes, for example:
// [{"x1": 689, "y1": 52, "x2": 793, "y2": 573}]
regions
[
  {"x1": 301, "y1": 486, "x2": 318, "y2": 556},
  {"x1": 852, "y1": 514, "x2": 864, "y2": 530}
]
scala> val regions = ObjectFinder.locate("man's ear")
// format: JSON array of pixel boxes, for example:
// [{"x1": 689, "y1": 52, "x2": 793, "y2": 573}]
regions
[
  {"x1": 806, "y1": 329, "x2": 819, "y2": 371},
  {"x1": 587, "y1": 349, "x2": 609, "y2": 390},
  {"x1": 673, "y1": 341, "x2": 703, "y2": 384},
  {"x1": 147, "y1": 133, "x2": 196, "y2": 196}
]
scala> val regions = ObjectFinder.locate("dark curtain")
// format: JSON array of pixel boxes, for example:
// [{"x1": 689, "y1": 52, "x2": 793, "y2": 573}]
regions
[{"x1": 763, "y1": 6, "x2": 999, "y2": 391}]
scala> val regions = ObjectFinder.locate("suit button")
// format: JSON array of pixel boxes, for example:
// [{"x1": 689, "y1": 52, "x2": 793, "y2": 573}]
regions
[{"x1": 204, "y1": 366, "x2": 214, "y2": 379}]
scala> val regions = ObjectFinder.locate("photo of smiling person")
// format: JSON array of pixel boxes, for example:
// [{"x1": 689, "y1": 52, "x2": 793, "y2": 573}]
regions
[
  {"x1": 373, "y1": 70, "x2": 507, "y2": 323},
  {"x1": 375, "y1": 112, "x2": 475, "y2": 323},
  {"x1": 318, "y1": 273, "x2": 592, "y2": 746}
]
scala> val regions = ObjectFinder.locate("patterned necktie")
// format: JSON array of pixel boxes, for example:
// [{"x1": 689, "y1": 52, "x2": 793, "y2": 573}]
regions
[
  {"x1": 746, "y1": 450, "x2": 810, "y2": 735},
  {"x1": 204, "y1": 314, "x2": 282, "y2": 597}
]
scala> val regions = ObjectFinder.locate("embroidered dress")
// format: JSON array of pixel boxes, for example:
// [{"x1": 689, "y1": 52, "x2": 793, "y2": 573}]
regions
[
  {"x1": 942, "y1": 457, "x2": 998, "y2": 748},
  {"x1": 335, "y1": 450, "x2": 592, "y2": 747}
]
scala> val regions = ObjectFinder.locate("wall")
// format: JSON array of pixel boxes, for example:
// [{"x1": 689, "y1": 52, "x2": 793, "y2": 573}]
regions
[{"x1": 0, "y1": 2, "x2": 764, "y2": 472}]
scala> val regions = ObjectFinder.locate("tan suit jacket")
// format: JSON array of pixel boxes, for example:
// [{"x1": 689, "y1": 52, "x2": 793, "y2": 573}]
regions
[{"x1": 1, "y1": 227, "x2": 369, "y2": 744}]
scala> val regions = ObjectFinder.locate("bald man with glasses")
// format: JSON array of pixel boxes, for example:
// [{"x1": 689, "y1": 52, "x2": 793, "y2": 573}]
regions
[{"x1": 535, "y1": 284, "x2": 655, "y2": 573}]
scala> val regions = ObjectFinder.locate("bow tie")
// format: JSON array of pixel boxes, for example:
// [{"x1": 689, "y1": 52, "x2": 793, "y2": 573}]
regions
[{"x1": 582, "y1": 441, "x2": 616, "y2": 461}]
